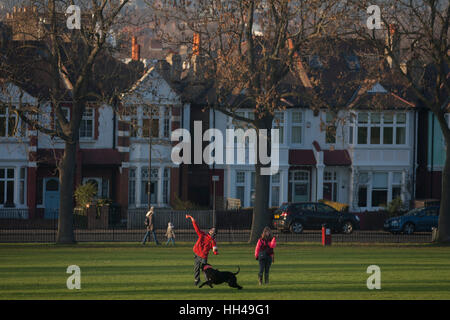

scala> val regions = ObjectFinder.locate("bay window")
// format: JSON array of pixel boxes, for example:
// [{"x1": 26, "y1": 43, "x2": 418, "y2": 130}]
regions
[
  {"x1": 129, "y1": 106, "x2": 171, "y2": 139},
  {"x1": 352, "y1": 112, "x2": 407, "y2": 145}
]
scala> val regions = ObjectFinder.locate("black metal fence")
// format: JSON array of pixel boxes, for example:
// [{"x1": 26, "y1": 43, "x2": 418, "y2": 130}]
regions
[{"x1": 0, "y1": 208, "x2": 433, "y2": 243}]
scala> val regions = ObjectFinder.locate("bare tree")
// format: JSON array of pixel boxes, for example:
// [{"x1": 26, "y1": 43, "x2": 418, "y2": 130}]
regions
[
  {"x1": 147, "y1": 0, "x2": 350, "y2": 243},
  {"x1": 0, "y1": 0, "x2": 132, "y2": 243},
  {"x1": 349, "y1": 0, "x2": 449, "y2": 242}
]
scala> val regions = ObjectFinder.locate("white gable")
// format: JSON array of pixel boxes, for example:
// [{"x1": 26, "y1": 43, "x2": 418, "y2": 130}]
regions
[
  {"x1": 367, "y1": 83, "x2": 388, "y2": 94},
  {"x1": 121, "y1": 68, "x2": 181, "y2": 106},
  {"x1": 0, "y1": 82, "x2": 37, "y2": 105}
]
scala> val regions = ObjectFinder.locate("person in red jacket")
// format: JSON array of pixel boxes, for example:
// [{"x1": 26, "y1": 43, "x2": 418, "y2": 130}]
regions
[
  {"x1": 186, "y1": 214, "x2": 218, "y2": 286},
  {"x1": 255, "y1": 226, "x2": 277, "y2": 285}
]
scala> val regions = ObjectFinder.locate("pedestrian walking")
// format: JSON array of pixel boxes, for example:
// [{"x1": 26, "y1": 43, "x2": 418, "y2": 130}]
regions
[
  {"x1": 165, "y1": 222, "x2": 176, "y2": 246},
  {"x1": 142, "y1": 207, "x2": 160, "y2": 245},
  {"x1": 254, "y1": 227, "x2": 277, "y2": 285}
]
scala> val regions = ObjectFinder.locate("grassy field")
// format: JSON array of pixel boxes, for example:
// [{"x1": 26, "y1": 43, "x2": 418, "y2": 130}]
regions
[{"x1": 0, "y1": 242, "x2": 449, "y2": 300}]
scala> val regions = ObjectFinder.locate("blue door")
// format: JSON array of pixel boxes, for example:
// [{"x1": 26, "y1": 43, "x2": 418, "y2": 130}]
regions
[{"x1": 44, "y1": 179, "x2": 59, "y2": 219}]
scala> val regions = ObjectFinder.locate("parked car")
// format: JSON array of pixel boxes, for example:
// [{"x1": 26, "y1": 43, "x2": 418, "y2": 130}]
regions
[
  {"x1": 383, "y1": 206, "x2": 440, "y2": 234},
  {"x1": 272, "y1": 202, "x2": 360, "y2": 234}
]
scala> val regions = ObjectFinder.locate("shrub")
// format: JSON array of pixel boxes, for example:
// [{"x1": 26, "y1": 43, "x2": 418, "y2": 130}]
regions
[
  {"x1": 384, "y1": 197, "x2": 404, "y2": 217},
  {"x1": 74, "y1": 183, "x2": 97, "y2": 208},
  {"x1": 171, "y1": 195, "x2": 208, "y2": 210}
]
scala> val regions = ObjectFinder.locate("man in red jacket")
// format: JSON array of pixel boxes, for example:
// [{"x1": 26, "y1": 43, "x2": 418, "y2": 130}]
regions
[{"x1": 186, "y1": 214, "x2": 218, "y2": 286}]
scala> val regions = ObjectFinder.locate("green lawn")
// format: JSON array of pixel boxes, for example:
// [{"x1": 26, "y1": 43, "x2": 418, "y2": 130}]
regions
[{"x1": 0, "y1": 242, "x2": 449, "y2": 300}]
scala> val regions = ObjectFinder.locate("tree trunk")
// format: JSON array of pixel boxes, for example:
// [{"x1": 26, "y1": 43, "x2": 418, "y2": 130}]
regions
[
  {"x1": 437, "y1": 142, "x2": 450, "y2": 243},
  {"x1": 249, "y1": 116, "x2": 273, "y2": 244},
  {"x1": 249, "y1": 163, "x2": 271, "y2": 243},
  {"x1": 56, "y1": 141, "x2": 77, "y2": 244}
]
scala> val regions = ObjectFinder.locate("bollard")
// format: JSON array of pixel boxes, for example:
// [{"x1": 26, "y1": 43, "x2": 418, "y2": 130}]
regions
[{"x1": 322, "y1": 224, "x2": 332, "y2": 246}]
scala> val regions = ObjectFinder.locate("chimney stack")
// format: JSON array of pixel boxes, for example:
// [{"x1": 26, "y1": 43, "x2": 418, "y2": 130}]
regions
[
  {"x1": 193, "y1": 32, "x2": 200, "y2": 56},
  {"x1": 131, "y1": 36, "x2": 140, "y2": 61}
]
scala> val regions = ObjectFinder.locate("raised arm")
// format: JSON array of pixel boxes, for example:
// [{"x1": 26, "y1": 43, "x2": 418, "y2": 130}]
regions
[
  {"x1": 186, "y1": 214, "x2": 203, "y2": 237},
  {"x1": 269, "y1": 236, "x2": 277, "y2": 248}
]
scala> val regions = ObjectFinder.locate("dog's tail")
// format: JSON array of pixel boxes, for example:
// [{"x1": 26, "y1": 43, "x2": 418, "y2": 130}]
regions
[{"x1": 234, "y1": 266, "x2": 240, "y2": 275}]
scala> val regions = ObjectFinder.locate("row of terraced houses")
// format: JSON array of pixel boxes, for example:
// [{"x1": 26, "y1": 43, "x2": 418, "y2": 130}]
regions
[{"x1": 0, "y1": 8, "x2": 448, "y2": 221}]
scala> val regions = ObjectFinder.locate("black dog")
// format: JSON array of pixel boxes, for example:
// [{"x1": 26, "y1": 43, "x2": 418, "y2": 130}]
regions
[{"x1": 199, "y1": 264, "x2": 243, "y2": 290}]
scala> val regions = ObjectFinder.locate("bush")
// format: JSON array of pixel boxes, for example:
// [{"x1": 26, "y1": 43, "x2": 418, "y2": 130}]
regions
[
  {"x1": 384, "y1": 197, "x2": 404, "y2": 217},
  {"x1": 171, "y1": 195, "x2": 208, "y2": 210},
  {"x1": 74, "y1": 183, "x2": 97, "y2": 208}
]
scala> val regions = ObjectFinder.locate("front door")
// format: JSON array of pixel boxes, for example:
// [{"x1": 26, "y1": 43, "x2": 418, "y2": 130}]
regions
[
  {"x1": 291, "y1": 170, "x2": 310, "y2": 202},
  {"x1": 293, "y1": 183, "x2": 309, "y2": 202},
  {"x1": 44, "y1": 178, "x2": 59, "y2": 219}
]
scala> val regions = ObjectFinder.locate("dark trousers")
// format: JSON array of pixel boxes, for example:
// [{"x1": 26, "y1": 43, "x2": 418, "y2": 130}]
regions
[
  {"x1": 258, "y1": 255, "x2": 272, "y2": 281},
  {"x1": 194, "y1": 255, "x2": 207, "y2": 282},
  {"x1": 142, "y1": 230, "x2": 159, "y2": 244}
]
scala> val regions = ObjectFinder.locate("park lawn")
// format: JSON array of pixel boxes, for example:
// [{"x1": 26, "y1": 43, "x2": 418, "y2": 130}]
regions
[{"x1": 0, "y1": 242, "x2": 449, "y2": 300}]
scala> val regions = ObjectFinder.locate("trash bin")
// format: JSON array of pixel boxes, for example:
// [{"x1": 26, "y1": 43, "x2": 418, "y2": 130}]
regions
[{"x1": 322, "y1": 224, "x2": 332, "y2": 246}]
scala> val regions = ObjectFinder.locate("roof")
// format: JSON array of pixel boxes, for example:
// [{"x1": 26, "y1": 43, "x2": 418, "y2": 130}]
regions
[
  {"x1": 289, "y1": 149, "x2": 316, "y2": 166},
  {"x1": 323, "y1": 150, "x2": 352, "y2": 166}
]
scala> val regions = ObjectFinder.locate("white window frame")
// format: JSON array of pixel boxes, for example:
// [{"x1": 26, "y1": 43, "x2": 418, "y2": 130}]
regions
[
  {"x1": 357, "y1": 171, "x2": 406, "y2": 210},
  {"x1": 270, "y1": 172, "x2": 281, "y2": 207},
  {"x1": 352, "y1": 112, "x2": 407, "y2": 146},
  {"x1": 162, "y1": 168, "x2": 170, "y2": 204},
  {"x1": 0, "y1": 105, "x2": 24, "y2": 138},
  {"x1": 19, "y1": 167, "x2": 26, "y2": 205},
  {"x1": 140, "y1": 167, "x2": 159, "y2": 205},
  {"x1": 79, "y1": 107, "x2": 95, "y2": 140},
  {"x1": 128, "y1": 168, "x2": 136, "y2": 206},
  {"x1": 82, "y1": 177, "x2": 108, "y2": 199},
  {"x1": 291, "y1": 111, "x2": 303, "y2": 145},
  {"x1": 0, "y1": 168, "x2": 15, "y2": 207},
  {"x1": 130, "y1": 106, "x2": 170, "y2": 140},
  {"x1": 323, "y1": 170, "x2": 338, "y2": 202}
]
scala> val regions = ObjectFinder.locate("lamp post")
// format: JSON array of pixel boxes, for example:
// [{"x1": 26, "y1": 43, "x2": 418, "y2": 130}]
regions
[
  {"x1": 212, "y1": 175, "x2": 219, "y2": 228},
  {"x1": 148, "y1": 106, "x2": 153, "y2": 210}
]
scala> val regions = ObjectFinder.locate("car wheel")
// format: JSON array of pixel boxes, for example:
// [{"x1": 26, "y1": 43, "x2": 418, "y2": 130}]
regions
[
  {"x1": 290, "y1": 221, "x2": 304, "y2": 234},
  {"x1": 342, "y1": 221, "x2": 353, "y2": 234},
  {"x1": 403, "y1": 223, "x2": 415, "y2": 235}
]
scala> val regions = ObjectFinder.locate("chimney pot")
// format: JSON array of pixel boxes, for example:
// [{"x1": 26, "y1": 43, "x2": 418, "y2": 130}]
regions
[
  {"x1": 193, "y1": 33, "x2": 200, "y2": 56},
  {"x1": 131, "y1": 36, "x2": 140, "y2": 61}
]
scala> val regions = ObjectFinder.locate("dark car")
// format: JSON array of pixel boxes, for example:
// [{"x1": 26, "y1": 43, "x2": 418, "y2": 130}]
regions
[
  {"x1": 383, "y1": 206, "x2": 440, "y2": 234},
  {"x1": 272, "y1": 202, "x2": 361, "y2": 234}
]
